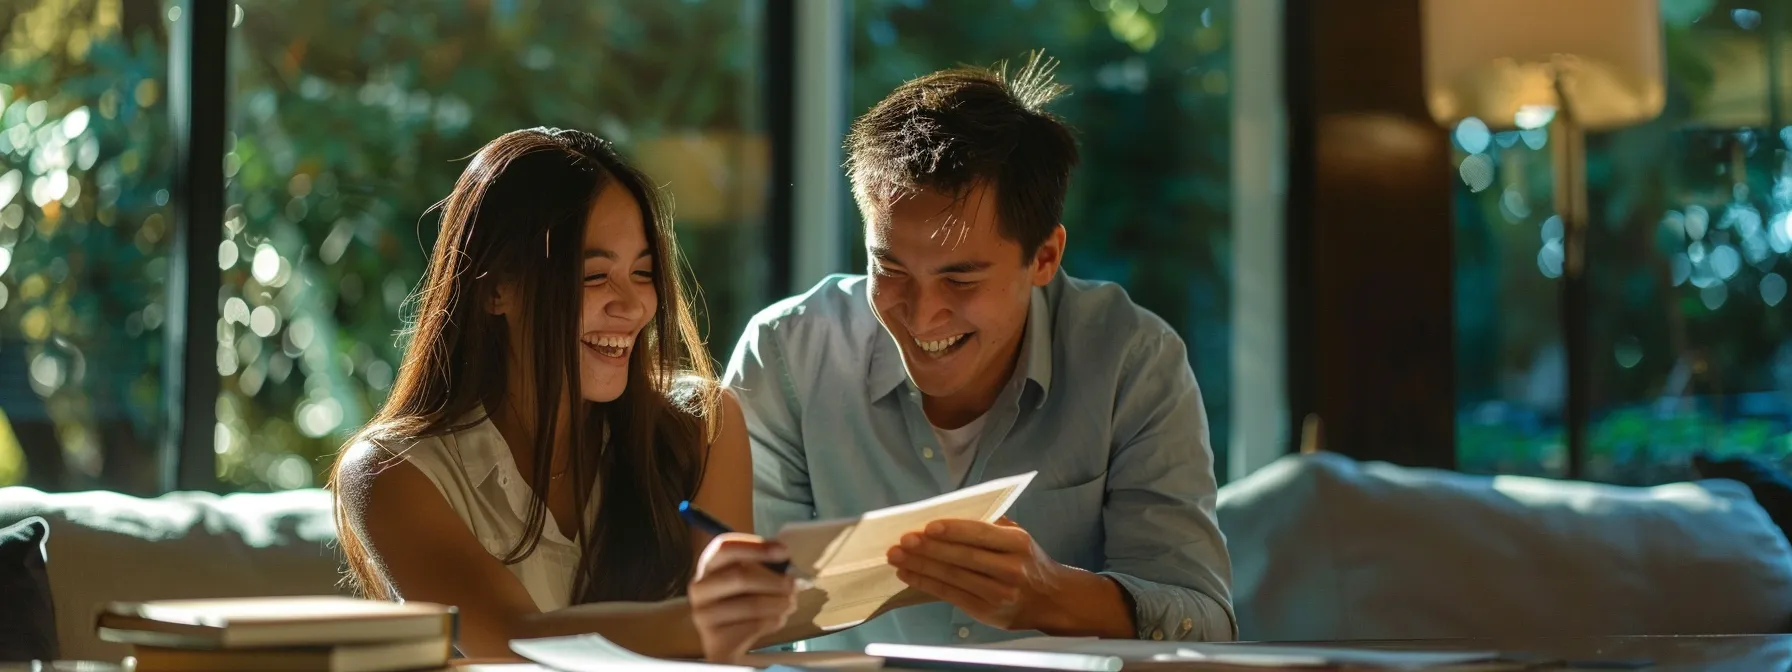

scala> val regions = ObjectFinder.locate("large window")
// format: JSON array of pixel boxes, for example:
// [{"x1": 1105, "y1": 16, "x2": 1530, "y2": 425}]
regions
[
  {"x1": 0, "y1": 0, "x2": 172, "y2": 494},
  {"x1": 219, "y1": 0, "x2": 771, "y2": 490},
  {"x1": 1456, "y1": 1, "x2": 1792, "y2": 483},
  {"x1": 3, "y1": 0, "x2": 1251, "y2": 494},
  {"x1": 848, "y1": 0, "x2": 1237, "y2": 474}
]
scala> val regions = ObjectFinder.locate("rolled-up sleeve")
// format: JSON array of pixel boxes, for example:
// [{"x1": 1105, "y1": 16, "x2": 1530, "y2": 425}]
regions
[
  {"x1": 722, "y1": 316, "x2": 815, "y2": 534},
  {"x1": 1099, "y1": 330, "x2": 1237, "y2": 642}
]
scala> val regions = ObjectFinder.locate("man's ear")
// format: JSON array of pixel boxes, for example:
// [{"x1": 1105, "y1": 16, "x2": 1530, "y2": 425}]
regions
[{"x1": 1029, "y1": 224, "x2": 1066, "y2": 286}]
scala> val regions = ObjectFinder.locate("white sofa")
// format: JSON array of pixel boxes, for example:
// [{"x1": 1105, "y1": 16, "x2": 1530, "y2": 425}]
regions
[
  {"x1": 1219, "y1": 453, "x2": 1792, "y2": 639},
  {"x1": 5, "y1": 452, "x2": 1792, "y2": 661},
  {"x1": 0, "y1": 487, "x2": 341, "y2": 661}
]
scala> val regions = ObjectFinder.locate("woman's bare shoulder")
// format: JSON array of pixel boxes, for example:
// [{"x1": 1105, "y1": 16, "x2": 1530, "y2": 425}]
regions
[{"x1": 334, "y1": 432, "x2": 449, "y2": 509}]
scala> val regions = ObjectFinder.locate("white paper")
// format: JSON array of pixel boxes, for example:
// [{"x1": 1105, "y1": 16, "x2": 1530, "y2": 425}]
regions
[
  {"x1": 982, "y1": 638, "x2": 1502, "y2": 670},
  {"x1": 867, "y1": 642, "x2": 1123, "y2": 672},
  {"x1": 510, "y1": 634, "x2": 752, "y2": 672},
  {"x1": 1171, "y1": 645, "x2": 1501, "y2": 670},
  {"x1": 771, "y1": 471, "x2": 1037, "y2": 631}
]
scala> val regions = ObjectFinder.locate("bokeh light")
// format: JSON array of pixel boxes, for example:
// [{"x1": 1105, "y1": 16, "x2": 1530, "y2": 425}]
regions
[
  {"x1": 1454, "y1": 117, "x2": 1491, "y2": 154},
  {"x1": 1459, "y1": 153, "x2": 1495, "y2": 192},
  {"x1": 249, "y1": 305, "x2": 279, "y2": 338},
  {"x1": 1614, "y1": 337, "x2": 1643, "y2": 369},
  {"x1": 1537, "y1": 239, "x2": 1565, "y2": 278},
  {"x1": 251, "y1": 243, "x2": 280, "y2": 284},
  {"x1": 219, "y1": 240, "x2": 238, "y2": 269},
  {"x1": 1685, "y1": 205, "x2": 1710, "y2": 240},
  {"x1": 1762, "y1": 273, "x2": 1787, "y2": 307},
  {"x1": 1701, "y1": 282, "x2": 1729, "y2": 311}
]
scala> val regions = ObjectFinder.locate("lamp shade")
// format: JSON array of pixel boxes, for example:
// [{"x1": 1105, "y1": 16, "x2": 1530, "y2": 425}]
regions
[{"x1": 1422, "y1": 0, "x2": 1666, "y2": 131}]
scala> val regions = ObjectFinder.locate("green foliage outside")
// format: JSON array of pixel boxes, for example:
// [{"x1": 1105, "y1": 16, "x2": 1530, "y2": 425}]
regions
[
  {"x1": 0, "y1": 0, "x2": 172, "y2": 494},
  {"x1": 0, "y1": 0, "x2": 772, "y2": 491},
  {"x1": 0, "y1": 0, "x2": 1240, "y2": 492}
]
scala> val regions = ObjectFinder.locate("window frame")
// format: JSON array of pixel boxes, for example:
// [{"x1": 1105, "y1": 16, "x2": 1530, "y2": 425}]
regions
[{"x1": 155, "y1": 0, "x2": 1284, "y2": 494}]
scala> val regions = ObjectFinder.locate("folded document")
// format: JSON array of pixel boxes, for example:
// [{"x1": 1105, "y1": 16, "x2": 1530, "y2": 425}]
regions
[{"x1": 773, "y1": 471, "x2": 1037, "y2": 632}]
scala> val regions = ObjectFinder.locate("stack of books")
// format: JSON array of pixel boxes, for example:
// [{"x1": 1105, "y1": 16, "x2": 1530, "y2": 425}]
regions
[{"x1": 93, "y1": 595, "x2": 458, "y2": 672}]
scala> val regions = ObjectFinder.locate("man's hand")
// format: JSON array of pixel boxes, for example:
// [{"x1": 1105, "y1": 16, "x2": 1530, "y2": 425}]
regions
[
  {"x1": 689, "y1": 534, "x2": 797, "y2": 663},
  {"x1": 885, "y1": 518, "x2": 1134, "y2": 637}
]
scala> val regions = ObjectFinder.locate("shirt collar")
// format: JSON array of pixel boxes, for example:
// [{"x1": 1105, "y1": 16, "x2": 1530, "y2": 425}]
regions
[
  {"x1": 866, "y1": 283, "x2": 1054, "y2": 407},
  {"x1": 456, "y1": 411, "x2": 611, "y2": 489},
  {"x1": 453, "y1": 412, "x2": 507, "y2": 488}
]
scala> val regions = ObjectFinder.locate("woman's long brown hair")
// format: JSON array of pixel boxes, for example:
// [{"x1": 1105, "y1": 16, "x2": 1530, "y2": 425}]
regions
[{"x1": 329, "y1": 127, "x2": 718, "y2": 604}]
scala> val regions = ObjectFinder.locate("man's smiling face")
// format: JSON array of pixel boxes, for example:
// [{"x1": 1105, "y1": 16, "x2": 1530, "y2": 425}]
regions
[{"x1": 865, "y1": 181, "x2": 1061, "y2": 416}]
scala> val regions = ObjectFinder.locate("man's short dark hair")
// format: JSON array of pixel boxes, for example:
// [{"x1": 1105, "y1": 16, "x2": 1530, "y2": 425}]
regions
[{"x1": 846, "y1": 51, "x2": 1080, "y2": 256}]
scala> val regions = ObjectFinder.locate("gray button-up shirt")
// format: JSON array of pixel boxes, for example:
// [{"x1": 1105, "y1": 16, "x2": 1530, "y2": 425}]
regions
[{"x1": 723, "y1": 271, "x2": 1235, "y2": 650}]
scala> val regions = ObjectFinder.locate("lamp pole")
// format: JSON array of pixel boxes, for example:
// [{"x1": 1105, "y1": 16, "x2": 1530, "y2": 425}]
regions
[{"x1": 1551, "y1": 66, "x2": 1591, "y2": 481}]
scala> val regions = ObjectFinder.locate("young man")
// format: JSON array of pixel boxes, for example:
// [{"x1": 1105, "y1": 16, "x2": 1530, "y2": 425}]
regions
[{"x1": 723, "y1": 55, "x2": 1234, "y2": 649}]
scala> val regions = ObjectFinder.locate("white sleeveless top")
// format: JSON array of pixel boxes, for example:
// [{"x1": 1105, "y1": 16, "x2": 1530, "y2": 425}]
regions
[{"x1": 383, "y1": 416, "x2": 599, "y2": 612}]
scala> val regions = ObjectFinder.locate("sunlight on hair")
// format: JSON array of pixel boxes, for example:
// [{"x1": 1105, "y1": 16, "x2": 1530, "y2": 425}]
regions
[{"x1": 1000, "y1": 50, "x2": 1071, "y2": 113}]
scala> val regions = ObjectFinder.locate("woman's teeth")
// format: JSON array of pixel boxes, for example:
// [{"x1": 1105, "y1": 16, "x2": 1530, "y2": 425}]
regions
[
  {"x1": 584, "y1": 335, "x2": 631, "y2": 358},
  {"x1": 915, "y1": 333, "x2": 967, "y2": 357}
]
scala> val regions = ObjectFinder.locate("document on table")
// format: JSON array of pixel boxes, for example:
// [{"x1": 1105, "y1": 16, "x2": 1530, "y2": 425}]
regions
[
  {"x1": 509, "y1": 634, "x2": 750, "y2": 672},
  {"x1": 773, "y1": 471, "x2": 1037, "y2": 632},
  {"x1": 978, "y1": 637, "x2": 1508, "y2": 670}
]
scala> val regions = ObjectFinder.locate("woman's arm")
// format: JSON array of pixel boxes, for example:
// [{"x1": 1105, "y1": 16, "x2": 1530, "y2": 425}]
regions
[
  {"x1": 335, "y1": 443, "x2": 705, "y2": 659},
  {"x1": 690, "y1": 390, "x2": 757, "y2": 540}
]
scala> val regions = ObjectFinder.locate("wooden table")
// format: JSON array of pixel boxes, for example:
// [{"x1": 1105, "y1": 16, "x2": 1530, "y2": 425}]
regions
[
  {"x1": 11, "y1": 635, "x2": 1790, "y2": 671},
  {"x1": 1288, "y1": 635, "x2": 1792, "y2": 670},
  {"x1": 744, "y1": 635, "x2": 1792, "y2": 671}
]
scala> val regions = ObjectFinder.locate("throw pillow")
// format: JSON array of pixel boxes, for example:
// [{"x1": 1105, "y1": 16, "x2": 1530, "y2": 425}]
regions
[
  {"x1": 1692, "y1": 453, "x2": 1792, "y2": 544},
  {"x1": 0, "y1": 516, "x2": 57, "y2": 662}
]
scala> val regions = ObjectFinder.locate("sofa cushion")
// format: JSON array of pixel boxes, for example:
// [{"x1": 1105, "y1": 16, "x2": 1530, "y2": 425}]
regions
[
  {"x1": 1217, "y1": 453, "x2": 1792, "y2": 641},
  {"x1": 0, "y1": 487, "x2": 341, "y2": 662},
  {"x1": 0, "y1": 516, "x2": 56, "y2": 662},
  {"x1": 1692, "y1": 453, "x2": 1792, "y2": 544}
]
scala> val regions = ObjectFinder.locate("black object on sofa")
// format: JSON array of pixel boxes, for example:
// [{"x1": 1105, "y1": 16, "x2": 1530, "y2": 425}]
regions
[{"x1": 0, "y1": 516, "x2": 57, "y2": 662}]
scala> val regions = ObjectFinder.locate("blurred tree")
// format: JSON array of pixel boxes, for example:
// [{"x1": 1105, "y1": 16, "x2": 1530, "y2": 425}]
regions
[
  {"x1": 5, "y1": 0, "x2": 1240, "y2": 492},
  {"x1": 0, "y1": 0, "x2": 171, "y2": 493}
]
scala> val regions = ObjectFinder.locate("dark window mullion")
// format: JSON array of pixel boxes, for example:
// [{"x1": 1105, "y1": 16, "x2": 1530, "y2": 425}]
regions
[
  {"x1": 764, "y1": 0, "x2": 796, "y2": 297},
  {"x1": 162, "y1": 0, "x2": 228, "y2": 493}
]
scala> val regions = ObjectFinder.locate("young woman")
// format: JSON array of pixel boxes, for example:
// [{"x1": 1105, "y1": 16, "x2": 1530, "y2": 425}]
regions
[{"x1": 330, "y1": 128, "x2": 795, "y2": 663}]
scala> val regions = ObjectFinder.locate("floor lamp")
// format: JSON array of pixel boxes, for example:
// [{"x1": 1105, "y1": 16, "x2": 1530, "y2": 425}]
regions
[{"x1": 1421, "y1": 0, "x2": 1665, "y2": 479}]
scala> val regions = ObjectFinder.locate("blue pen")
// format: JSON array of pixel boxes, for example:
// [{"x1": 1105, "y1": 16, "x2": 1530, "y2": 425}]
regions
[{"x1": 678, "y1": 500, "x2": 791, "y2": 574}]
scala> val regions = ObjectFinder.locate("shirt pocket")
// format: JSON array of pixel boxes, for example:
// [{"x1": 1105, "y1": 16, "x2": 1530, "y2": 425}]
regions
[{"x1": 1005, "y1": 474, "x2": 1106, "y2": 571}]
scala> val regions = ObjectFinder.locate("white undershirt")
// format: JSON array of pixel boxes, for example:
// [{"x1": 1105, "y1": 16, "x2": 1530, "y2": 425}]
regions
[{"x1": 932, "y1": 413, "x2": 990, "y2": 488}]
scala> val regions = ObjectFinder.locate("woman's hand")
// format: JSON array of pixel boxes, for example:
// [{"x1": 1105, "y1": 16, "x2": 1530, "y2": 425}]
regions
[{"x1": 689, "y1": 533, "x2": 798, "y2": 663}]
